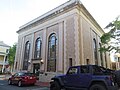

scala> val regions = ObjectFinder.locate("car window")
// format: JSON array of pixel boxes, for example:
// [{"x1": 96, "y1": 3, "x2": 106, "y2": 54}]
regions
[
  {"x1": 25, "y1": 73, "x2": 34, "y2": 76},
  {"x1": 18, "y1": 72, "x2": 25, "y2": 76},
  {"x1": 14, "y1": 73, "x2": 18, "y2": 77},
  {"x1": 67, "y1": 67, "x2": 78, "y2": 75},
  {"x1": 81, "y1": 66, "x2": 89, "y2": 73},
  {"x1": 92, "y1": 66, "x2": 102, "y2": 74}
]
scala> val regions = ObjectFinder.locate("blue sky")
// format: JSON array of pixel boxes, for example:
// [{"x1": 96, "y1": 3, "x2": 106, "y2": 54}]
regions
[{"x1": 0, "y1": 0, "x2": 120, "y2": 46}]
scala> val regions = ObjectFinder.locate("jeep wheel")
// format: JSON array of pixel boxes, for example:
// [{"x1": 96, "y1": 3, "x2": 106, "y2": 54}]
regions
[
  {"x1": 89, "y1": 84, "x2": 106, "y2": 90},
  {"x1": 50, "y1": 81, "x2": 61, "y2": 90}
]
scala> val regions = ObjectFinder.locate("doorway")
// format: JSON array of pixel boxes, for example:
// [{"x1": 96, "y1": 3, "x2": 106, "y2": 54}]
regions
[{"x1": 33, "y1": 63, "x2": 40, "y2": 77}]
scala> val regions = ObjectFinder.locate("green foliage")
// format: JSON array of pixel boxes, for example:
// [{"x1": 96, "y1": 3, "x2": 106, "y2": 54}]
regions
[
  {"x1": 100, "y1": 16, "x2": 120, "y2": 53},
  {"x1": 8, "y1": 44, "x2": 16, "y2": 66},
  {"x1": 99, "y1": 45, "x2": 115, "y2": 53},
  {"x1": 100, "y1": 33, "x2": 111, "y2": 44}
]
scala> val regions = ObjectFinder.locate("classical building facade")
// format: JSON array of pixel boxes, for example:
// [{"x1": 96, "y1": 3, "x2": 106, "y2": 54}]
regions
[
  {"x1": 14, "y1": 0, "x2": 111, "y2": 82},
  {"x1": 0, "y1": 41, "x2": 10, "y2": 73}
]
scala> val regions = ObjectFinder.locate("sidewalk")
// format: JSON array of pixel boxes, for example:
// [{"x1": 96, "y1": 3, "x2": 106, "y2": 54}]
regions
[
  {"x1": 0, "y1": 74, "x2": 11, "y2": 80},
  {"x1": 0, "y1": 75, "x2": 5, "y2": 80}
]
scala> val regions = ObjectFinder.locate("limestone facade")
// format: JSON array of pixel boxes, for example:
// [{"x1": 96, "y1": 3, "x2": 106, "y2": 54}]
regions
[{"x1": 14, "y1": 0, "x2": 111, "y2": 82}]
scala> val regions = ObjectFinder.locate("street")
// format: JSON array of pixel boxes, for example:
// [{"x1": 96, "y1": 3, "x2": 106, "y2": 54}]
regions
[{"x1": 0, "y1": 80, "x2": 49, "y2": 90}]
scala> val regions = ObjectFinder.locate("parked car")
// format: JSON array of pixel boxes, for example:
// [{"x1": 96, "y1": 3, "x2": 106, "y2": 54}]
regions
[
  {"x1": 8, "y1": 72, "x2": 37, "y2": 87},
  {"x1": 50, "y1": 65, "x2": 118, "y2": 90}
]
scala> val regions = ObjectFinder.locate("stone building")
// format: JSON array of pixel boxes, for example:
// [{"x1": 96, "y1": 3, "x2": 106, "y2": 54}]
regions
[{"x1": 14, "y1": 0, "x2": 111, "y2": 82}]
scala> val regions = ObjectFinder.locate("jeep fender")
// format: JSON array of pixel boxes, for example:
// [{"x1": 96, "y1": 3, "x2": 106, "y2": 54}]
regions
[
  {"x1": 89, "y1": 79, "x2": 108, "y2": 89},
  {"x1": 51, "y1": 77, "x2": 64, "y2": 86}
]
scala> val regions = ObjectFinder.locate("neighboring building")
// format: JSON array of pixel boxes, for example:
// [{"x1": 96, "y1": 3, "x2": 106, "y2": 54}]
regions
[
  {"x1": 111, "y1": 53, "x2": 120, "y2": 70},
  {"x1": 14, "y1": 0, "x2": 111, "y2": 82},
  {"x1": 110, "y1": 29, "x2": 120, "y2": 70},
  {"x1": 0, "y1": 41, "x2": 10, "y2": 73},
  {"x1": 114, "y1": 54, "x2": 120, "y2": 62}
]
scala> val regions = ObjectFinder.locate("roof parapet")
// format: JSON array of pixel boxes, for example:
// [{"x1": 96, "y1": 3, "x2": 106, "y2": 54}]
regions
[{"x1": 18, "y1": 0, "x2": 82, "y2": 31}]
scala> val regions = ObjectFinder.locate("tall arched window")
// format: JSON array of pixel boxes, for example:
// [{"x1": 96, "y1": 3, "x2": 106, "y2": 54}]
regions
[
  {"x1": 47, "y1": 33, "x2": 57, "y2": 72},
  {"x1": 23, "y1": 41, "x2": 30, "y2": 70},
  {"x1": 93, "y1": 39, "x2": 98, "y2": 65},
  {"x1": 34, "y1": 38, "x2": 42, "y2": 59}
]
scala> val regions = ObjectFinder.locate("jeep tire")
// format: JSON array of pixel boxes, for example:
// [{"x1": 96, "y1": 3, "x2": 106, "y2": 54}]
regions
[
  {"x1": 89, "y1": 84, "x2": 106, "y2": 90},
  {"x1": 50, "y1": 81, "x2": 61, "y2": 90}
]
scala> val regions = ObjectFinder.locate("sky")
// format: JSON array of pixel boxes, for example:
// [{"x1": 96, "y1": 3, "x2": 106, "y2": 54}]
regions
[{"x1": 0, "y1": 0, "x2": 120, "y2": 46}]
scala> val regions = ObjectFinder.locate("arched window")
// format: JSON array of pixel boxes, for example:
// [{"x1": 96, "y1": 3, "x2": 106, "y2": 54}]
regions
[
  {"x1": 34, "y1": 38, "x2": 42, "y2": 59},
  {"x1": 99, "y1": 43, "x2": 103, "y2": 66},
  {"x1": 93, "y1": 39, "x2": 98, "y2": 65},
  {"x1": 47, "y1": 33, "x2": 57, "y2": 72},
  {"x1": 23, "y1": 41, "x2": 30, "y2": 70}
]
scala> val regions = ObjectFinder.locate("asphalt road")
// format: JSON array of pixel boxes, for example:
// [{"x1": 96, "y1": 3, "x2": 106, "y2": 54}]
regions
[{"x1": 0, "y1": 80, "x2": 49, "y2": 90}]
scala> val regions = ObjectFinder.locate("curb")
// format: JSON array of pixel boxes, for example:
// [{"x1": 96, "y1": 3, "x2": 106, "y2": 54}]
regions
[{"x1": 0, "y1": 75, "x2": 10, "y2": 80}]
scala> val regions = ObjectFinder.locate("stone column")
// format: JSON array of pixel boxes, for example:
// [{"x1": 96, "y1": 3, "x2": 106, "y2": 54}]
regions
[
  {"x1": 58, "y1": 21, "x2": 64, "y2": 73},
  {"x1": 79, "y1": 16, "x2": 84, "y2": 65},
  {"x1": 63, "y1": 20, "x2": 67, "y2": 74},
  {"x1": 42, "y1": 28, "x2": 47, "y2": 72},
  {"x1": 74, "y1": 14, "x2": 80, "y2": 65},
  {"x1": 28, "y1": 33, "x2": 34, "y2": 71}
]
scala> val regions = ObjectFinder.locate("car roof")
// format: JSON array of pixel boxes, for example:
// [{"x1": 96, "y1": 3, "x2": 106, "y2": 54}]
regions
[
  {"x1": 69, "y1": 65, "x2": 97, "y2": 68},
  {"x1": 16, "y1": 71, "x2": 33, "y2": 74}
]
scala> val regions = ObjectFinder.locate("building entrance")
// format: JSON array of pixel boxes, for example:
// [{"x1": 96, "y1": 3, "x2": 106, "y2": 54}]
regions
[{"x1": 33, "y1": 63, "x2": 40, "y2": 77}]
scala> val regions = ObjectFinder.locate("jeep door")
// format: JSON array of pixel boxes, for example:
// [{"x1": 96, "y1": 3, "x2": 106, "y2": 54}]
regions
[
  {"x1": 63, "y1": 66, "x2": 92, "y2": 88},
  {"x1": 79, "y1": 66, "x2": 92, "y2": 88},
  {"x1": 63, "y1": 67, "x2": 82, "y2": 88}
]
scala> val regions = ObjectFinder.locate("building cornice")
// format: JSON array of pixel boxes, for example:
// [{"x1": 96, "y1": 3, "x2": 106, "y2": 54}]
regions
[
  {"x1": 17, "y1": 0, "x2": 81, "y2": 33},
  {"x1": 17, "y1": 0, "x2": 104, "y2": 34},
  {"x1": 79, "y1": 4, "x2": 105, "y2": 34}
]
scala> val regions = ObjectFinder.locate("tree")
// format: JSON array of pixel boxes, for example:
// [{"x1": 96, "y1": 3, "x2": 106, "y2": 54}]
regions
[
  {"x1": 8, "y1": 44, "x2": 17, "y2": 67},
  {"x1": 100, "y1": 16, "x2": 120, "y2": 53}
]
